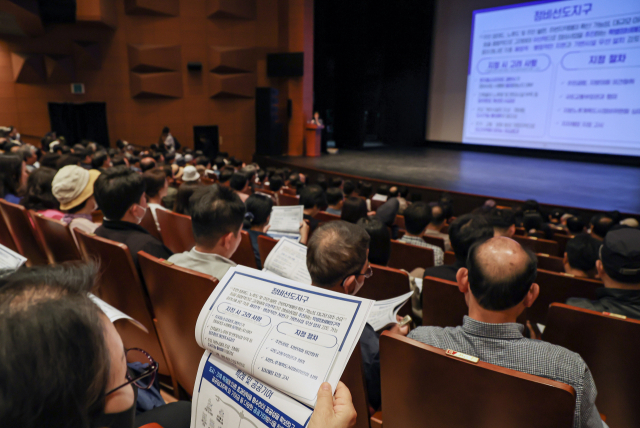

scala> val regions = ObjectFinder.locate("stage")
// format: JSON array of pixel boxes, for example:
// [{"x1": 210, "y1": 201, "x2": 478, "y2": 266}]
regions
[{"x1": 260, "y1": 146, "x2": 640, "y2": 215}]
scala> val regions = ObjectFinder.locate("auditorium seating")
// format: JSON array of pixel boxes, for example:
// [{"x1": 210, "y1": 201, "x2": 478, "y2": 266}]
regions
[
  {"x1": 528, "y1": 269, "x2": 601, "y2": 325},
  {"x1": 443, "y1": 251, "x2": 456, "y2": 265},
  {"x1": 257, "y1": 234, "x2": 278, "y2": 267},
  {"x1": 394, "y1": 215, "x2": 405, "y2": 230},
  {"x1": 513, "y1": 235, "x2": 560, "y2": 257},
  {"x1": 229, "y1": 230, "x2": 258, "y2": 269},
  {"x1": 74, "y1": 229, "x2": 170, "y2": 377},
  {"x1": 139, "y1": 251, "x2": 220, "y2": 397},
  {"x1": 543, "y1": 303, "x2": 640, "y2": 428},
  {"x1": 552, "y1": 233, "x2": 571, "y2": 255},
  {"x1": 156, "y1": 209, "x2": 194, "y2": 253},
  {"x1": 0, "y1": 207, "x2": 18, "y2": 253},
  {"x1": 281, "y1": 187, "x2": 297, "y2": 196},
  {"x1": 422, "y1": 234, "x2": 445, "y2": 252},
  {"x1": 139, "y1": 208, "x2": 163, "y2": 242},
  {"x1": 357, "y1": 265, "x2": 412, "y2": 317},
  {"x1": 339, "y1": 344, "x2": 372, "y2": 428},
  {"x1": 32, "y1": 214, "x2": 82, "y2": 263},
  {"x1": 388, "y1": 239, "x2": 435, "y2": 272},
  {"x1": 536, "y1": 253, "x2": 565, "y2": 273},
  {"x1": 314, "y1": 211, "x2": 341, "y2": 223},
  {"x1": 379, "y1": 332, "x2": 576, "y2": 428},
  {"x1": 421, "y1": 276, "x2": 467, "y2": 327},
  {"x1": 277, "y1": 193, "x2": 300, "y2": 206},
  {"x1": 0, "y1": 200, "x2": 50, "y2": 266},
  {"x1": 371, "y1": 198, "x2": 385, "y2": 212}
]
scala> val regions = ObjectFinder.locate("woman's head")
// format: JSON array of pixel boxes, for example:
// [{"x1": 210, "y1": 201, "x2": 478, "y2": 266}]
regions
[
  {"x1": 0, "y1": 263, "x2": 110, "y2": 428},
  {"x1": 357, "y1": 216, "x2": 391, "y2": 266},
  {"x1": 0, "y1": 155, "x2": 27, "y2": 198},
  {"x1": 341, "y1": 197, "x2": 368, "y2": 224},
  {"x1": 21, "y1": 167, "x2": 60, "y2": 211},
  {"x1": 244, "y1": 193, "x2": 273, "y2": 229},
  {"x1": 174, "y1": 181, "x2": 202, "y2": 215}
]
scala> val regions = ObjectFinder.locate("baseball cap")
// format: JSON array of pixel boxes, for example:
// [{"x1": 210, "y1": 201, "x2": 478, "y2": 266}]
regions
[
  {"x1": 52, "y1": 165, "x2": 101, "y2": 210},
  {"x1": 600, "y1": 228, "x2": 640, "y2": 283}
]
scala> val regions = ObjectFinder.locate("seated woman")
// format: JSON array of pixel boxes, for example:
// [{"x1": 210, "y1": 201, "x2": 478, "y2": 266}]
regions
[
  {"x1": 173, "y1": 181, "x2": 202, "y2": 216},
  {"x1": 0, "y1": 263, "x2": 355, "y2": 428},
  {"x1": 52, "y1": 165, "x2": 101, "y2": 240},
  {"x1": 341, "y1": 196, "x2": 368, "y2": 224},
  {"x1": 0, "y1": 154, "x2": 28, "y2": 204},
  {"x1": 357, "y1": 216, "x2": 391, "y2": 266},
  {"x1": 21, "y1": 167, "x2": 64, "y2": 220}
]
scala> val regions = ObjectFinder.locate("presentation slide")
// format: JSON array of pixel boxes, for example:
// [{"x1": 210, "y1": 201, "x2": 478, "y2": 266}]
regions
[{"x1": 462, "y1": 0, "x2": 640, "y2": 156}]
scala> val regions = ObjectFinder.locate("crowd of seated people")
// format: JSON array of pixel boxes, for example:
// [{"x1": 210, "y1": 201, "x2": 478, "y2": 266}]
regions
[{"x1": 1, "y1": 130, "x2": 639, "y2": 428}]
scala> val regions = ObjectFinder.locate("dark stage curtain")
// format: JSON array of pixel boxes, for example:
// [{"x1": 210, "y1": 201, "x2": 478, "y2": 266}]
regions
[{"x1": 48, "y1": 102, "x2": 110, "y2": 147}]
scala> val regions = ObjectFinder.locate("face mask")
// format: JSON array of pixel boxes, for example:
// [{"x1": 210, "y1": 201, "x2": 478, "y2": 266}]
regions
[
  {"x1": 133, "y1": 204, "x2": 147, "y2": 224},
  {"x1": 351, "y1": 276, "x2": 365, "y2": 296},
  {"x1": 92, "y1": 386, "x2": 137, "y2": 428}
]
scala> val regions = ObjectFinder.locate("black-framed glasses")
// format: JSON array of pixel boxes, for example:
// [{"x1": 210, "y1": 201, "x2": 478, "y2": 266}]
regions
[
  {"x1": 342, "y1": 264, "x2": 373, "y2": 287},
  {"x1": 105, "y1": 348, "x2": 159, "y2": 396}
]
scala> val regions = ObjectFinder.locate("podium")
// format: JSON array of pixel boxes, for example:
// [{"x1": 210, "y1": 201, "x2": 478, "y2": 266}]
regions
[{"x1": 305, "y1": 123, "x2": 323, "y2": 157}]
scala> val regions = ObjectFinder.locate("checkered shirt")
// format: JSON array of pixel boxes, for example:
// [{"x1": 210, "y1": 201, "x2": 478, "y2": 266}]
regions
[
  {"x1": 408, "y1": 317, "x2": 603, "y2": 428},
  {"x1": 398, "y1": 235, "x2": 444, "y2": 266}
]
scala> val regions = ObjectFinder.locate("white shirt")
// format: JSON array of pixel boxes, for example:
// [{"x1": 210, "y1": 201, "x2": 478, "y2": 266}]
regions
[{"x1": 148, "y1": 203, "x2": 169, "y2": 231}]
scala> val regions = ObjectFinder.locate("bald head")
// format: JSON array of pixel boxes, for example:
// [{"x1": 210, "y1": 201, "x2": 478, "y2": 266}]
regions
[
  {"x1": 467, "y1": 237, "x2": 537, "y2": 311},
  {"x1": 430, "y1": 205, "x2": 445, "y2": 226}
]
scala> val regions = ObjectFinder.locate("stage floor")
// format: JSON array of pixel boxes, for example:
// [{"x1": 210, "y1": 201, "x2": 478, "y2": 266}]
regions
[{"x1": 273, "y1": 146, "x2": 640, "y2": 214}]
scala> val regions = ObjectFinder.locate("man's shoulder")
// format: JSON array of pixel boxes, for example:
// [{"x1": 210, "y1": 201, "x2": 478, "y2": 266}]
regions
[
  {"x1": 566, "y1": 296, "x2": 601, "y2": 312},
  {"x1": 407, "y1": 325, "x2": 455, "y2": 343},
  {"x1": 167, "y1": 250, "x2": 193, "y2": 264}
]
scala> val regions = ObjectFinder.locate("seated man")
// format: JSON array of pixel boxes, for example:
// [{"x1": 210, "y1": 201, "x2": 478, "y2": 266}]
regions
[
  {"x1": 563, "y1": 234, "x2": 600, "y2": 278},
  {"x1": 423, "y1": 214, "x2": 494, "y2": 282},
  {"x1": 409, "y1": 237, "x2": 604, "y2": 428},
  {"x1": 399, "y1": 202, "x2": 444, "y2": 266},
  {"x1": 94, "y1": 166, "x2": 172, "y2": 270},
  {"x1": 590, "y1": 215, "x2": 614, "y2": 241},
  {"x1": 300, "y1": 184, "x2": 327, "y2": 232},
  {"x1": 306, "y1": 221, "x2": 409, "y2": 412},
  {"x1": 168, "y1": 185, "x2": 244, "y2": 279},
  {"x1": 567, "y1": 228, "x2": 640, "y2": 319},
  {"x1": 142, "y1": 168, "x2": 169, "y2": 231},
  {"x1": 424, "y1": 204, "x2": 451, "y2": 251},
  {"x1": 229, "y1": 172, "x2": 250, "y2": 202},
  {"x1": 486, "y1": 208, "x2": 516, "y2": 237},
  {"x1": 325, "y1": 187, "x2": 344, "y2": 216}
]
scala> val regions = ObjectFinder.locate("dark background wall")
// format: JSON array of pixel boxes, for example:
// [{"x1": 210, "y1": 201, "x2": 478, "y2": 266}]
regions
[{"x1": 314, "y1": 0, "x2": 435, "y2": 149}]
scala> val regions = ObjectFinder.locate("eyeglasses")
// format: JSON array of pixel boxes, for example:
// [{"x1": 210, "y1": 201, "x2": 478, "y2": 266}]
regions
[
  {"x1": 342, "y1": 264, "x2": 373, "y2": 287},
  {"x1": 105, "y1": 348, "x2": 159, "y2": 396}
]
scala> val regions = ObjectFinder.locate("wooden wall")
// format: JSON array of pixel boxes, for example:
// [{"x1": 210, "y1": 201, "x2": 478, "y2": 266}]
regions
[{"x1": 0, "y1": 0, "x2": 313, "y2": 161}]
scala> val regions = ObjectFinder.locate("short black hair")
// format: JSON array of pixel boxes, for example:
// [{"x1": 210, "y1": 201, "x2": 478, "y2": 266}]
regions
[
  {"x1": 174, "y1": 181, "x2": 201, "y2": 215},
  {"x1": 0, "y1": 155, "x2": 23, "y2": 198},
  {"x1": 376, "y1": 184, "x2": 389, "y2": 196},
  {"x1": 229, "y1": 172, "x2": 249, "y2": 191},
  {"x1": 329, "y1": 177, "x2": 343, "y2": 188},
  {"x1": 307, "y1": 221, "x2": 370, "y2": 287},
  {"x1": 244, "y1": 193, "x2": 273, "y2": 228},
  {"x1": 190, "y1": 184, "x2": 245, "y2": 248},
  {"x1": 94, "y1": 166, "x2": 145, "y2": 220},
  {"x1": 219, "y1": 169, "x2": 234, "y2": 184},
  {"x1": 403, "y1": 202, "x2": 431, "y2": 235},
  {"x1": 142, "y1": 168, "x2": 167, "y2": 198},
  {"x1": 316, "y1": 175, "x2": 328, "y2": 191},
  {"x1": 343, "y1": 180, "x2": 356, "y2": 196},
  {"x1": 195, "y1": 156, "x2": 210, "y2": 167},
  {"x1": 566, "y1": 216, "x2": 586, "y2": 234},
  {"x1": 20, "y1": 167, "x2": 59, "y2": 211},
  {"x1": 523, "y1": 212, "x2": 544, "y2": 232},
  {"x1": 326, "y1": 187, "x2": 344, "y2": 206},
  {"x1": 358, "y1": 182, "x2": 373, "y2": 198},
  {"x1": 449, "y1": 214, "x2": 494, "y2": 264},
  {"x1": 269, "y1": 175, "x2": 284, "y2": 192},
  {"x1": 91, "y1": 151, "x2": 109, "y2": 169},
  {"x1": 430, "y1": 204, "x2": 445, "y2": 226},
  {"x1": 566, "y1": 234, "x2": 600, "y2": 273},
  {"x1": 467, "y1": 239, "x2": 537, "y2": 311},
  {"x1": 300, "y1": 184, "x2": 326, "y2": 210},
  {"x1": 486, "y1": 208, "x2": 515, "y2": 232},
  {"x1": 111, "y1": 154, "x2": 127, "y2": 167},
  {"x1": 341, "y1": 197, "x2": 368, "y2": 224},
  {"x1": 357, "y1": 216, "x2": 390, "y2": 266}
]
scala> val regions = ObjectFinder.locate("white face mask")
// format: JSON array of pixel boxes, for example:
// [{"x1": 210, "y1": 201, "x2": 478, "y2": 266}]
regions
[{"x1": 133, "y1": 204, "x2": 147, "y2": 224}]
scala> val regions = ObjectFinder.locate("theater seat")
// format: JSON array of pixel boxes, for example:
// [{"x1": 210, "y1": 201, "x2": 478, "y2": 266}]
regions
[
  {"x1": 513, "y1": 235, "x2": 560, "y2": 257},
  {"x1": 32, "y1": 214, "x2": 82, "y2": 263},
  {"x1": 422, "y1": 276, "x2": 467, "y2": 327},
  {"x1": 314, "y1": 211, "x2": 341, "y2": 223},
  {"x1": 156, "y1": 210, "x2": 194, "y2": 254},
  {"x1": 277, "y1": 193, "x2": 300, "y2": 206},
  {"x1": 543, "y1": 303, "x2": 640, "y2": 428},
  {"x1": 139, "y1": 208, "x2": 163, "y2": 242},
  {"x1": 357, "y1": 265, "x2": 412, "y2": 318},
  {"x1": 394, "y1": 215, "x2": 405, "y2": 230},
  {"x1": 536, "y1": 253, "x2": 565, "y2": 273},
  {"x1": 0, "y1": 200, "x2": 50, "y2": 266},
  {"x1": 340, "y1": 344, "x2": 372, "y2": 428},
  {"x1": 443, "y1": 251, "x2": 456, "y2": 265},
  {"x1": 138, "y1": 251, "x2": 219, "y2": 397},
  {"x1": 74, "y1": 229, "x2": 170, "y2": 377},
  {"x1": 257, "y1": 234, "x2": 278, "y2": 267},
  {"x1": 388, "y1": 240, "x2": 435, "y2": 272},
  {"x1": 422, "y1": 235, "x2": 445, "y2": 252},
  {"x1": 379, "y1": 332, "x2": 576, "y2": 428},
  {"x1": 229, "y1": 230, "x2": 258, "y2": 269},
  {"x1": 0, "y1": 205, "x2": 18, "y2": 253}
]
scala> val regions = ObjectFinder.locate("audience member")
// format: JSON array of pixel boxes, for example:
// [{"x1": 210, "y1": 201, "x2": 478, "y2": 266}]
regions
[
  {"x1": 243, "y1": 193, "x2": 274, "y2": 269},
  {"x1": 174, "y1": 181, "x2": 202, "y2": 216},
  {"x1": 219, "y1": 168, "x2": 234, "y2": 185},
  {"x1": 567, "y1": 228, "x2": 640, "y2": 319},
  {"x1": 91, "y1": 150, "x2": 111, "y2": 170},
  {"x1": 300, "y1": 184, "x2": 326, "y2": 232},
  {"x1": 306, "y1": 221, "x2": 409, "y2": 411},
  {"x1": 16, "y1": 144, "x2": 38, "y2": 172},
  {"x1": 0, "y1": 155, "x2": 27, "y2": 204},
  {"x1": 409, "y1": 237, "x2": 603, "y2": 428},
  {"x1": 142, "y1": 168, "x2": 170, "y2": 230},
  {"x1": 341, "y1": 196, "x2": 368, "y2": 224},
  {"x1": 423, "y1": 214, "x2": 494, "y2": 282},
  {"x1": 329, "y1": 176, "x2": 343, "y2": 189},
  {"x1": 140, "y1": 157, "x2": 156, "y2": 173},
  {"x1": 52, "y1": 165, "x2": 101, "y2": 239},
  {"x1": 230, "y1": 172, "x2": 251, "y2": 203},
  {"x1": 94, "y1": 166, "x2": 172, "y2": 270},
  {"x1": 20, "y1": 167, "x2": 63, "y2": 220},
  {"x1": 181, "y1": 165, "x2": 200, "y2": 183},
  {"x1": 424, "y1": 204, "x2": 451, "y2": 251},
  {"x1": 590, "y1": 215, "x2": 614, "y2": 240},
  {"x1": 269, "y1": 174, "x2": 284, "y2": 193},
  {"x1": 168, "y1": 185, "x2": 244, "y2": 279},
  {"x1": 400, "y1": 202, "x2": 444, "y2": 266},
  {"x1": 563, "y1": 234, "x2": 600, "y2": 278},
  {"x1": 486, "y1": 208, "x2": 516, "y2": 238},
  {"x1": 567, "y1": 216, "x2": 586, "y2": 236},
  {"x1": 371, "y1": 184, "x2": 389, "y2": 203},
  {"x1": 343, "y1": 180, "x2": 357, "y2": 198},
  {"x1": 325, "y1": 187, "x2": 344, "y2": 216},
  {"x1": 357, "y1": 216, "x2": 391, "y2": 266}
]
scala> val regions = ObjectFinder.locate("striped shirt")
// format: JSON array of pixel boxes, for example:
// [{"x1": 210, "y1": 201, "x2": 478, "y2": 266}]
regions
[
  {"x1": 399, "y1": 234, "x2": 444, "y2": 266},
  {"x1": 408, "y1": 317, "x2": 603, "y2": 428}
]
